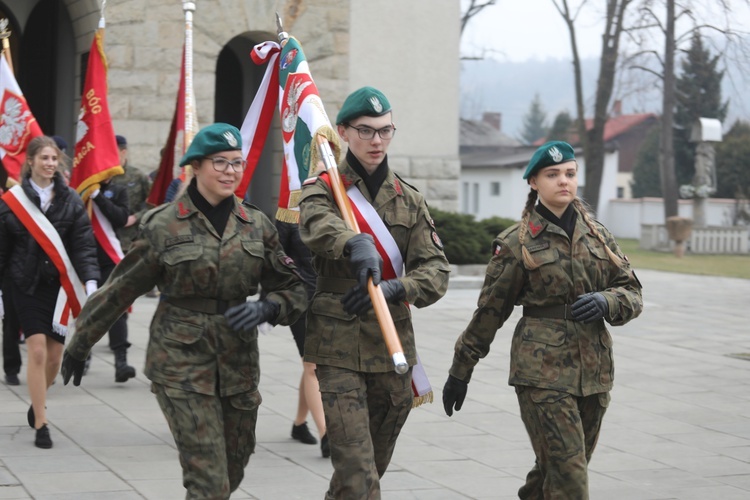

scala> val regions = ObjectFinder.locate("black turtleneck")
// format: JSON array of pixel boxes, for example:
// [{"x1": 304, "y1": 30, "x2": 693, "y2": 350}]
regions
[
  {"x1": 346, "y1": 150, "x2": 389, "y2": 200},
  {"x1": 535, "y1": 202, "x2": 577, "y2": 240},
  {"x1": 187, "y1": 179, "x2": 234, "y2": 237}
]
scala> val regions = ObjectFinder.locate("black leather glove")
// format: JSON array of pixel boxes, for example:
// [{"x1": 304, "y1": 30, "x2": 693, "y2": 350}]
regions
[
  {"x1": 61, "y1": 351, "x2": 87, "y2": 386},
  {"x1": 442, "y1": 375, "x2": 468, "y2": 417},
  {"x1": 344, "y1": 233, "x2": 382, "y2": 288},
  {"x1": 571, "y1": 292, "x2": 609, "y2": 323},
  {"x1": 224, "y1": 300, "x2": 280, "y2": 333},
  {"x1": 341, "y1": 279, "x2": 406, "y2": 316}
]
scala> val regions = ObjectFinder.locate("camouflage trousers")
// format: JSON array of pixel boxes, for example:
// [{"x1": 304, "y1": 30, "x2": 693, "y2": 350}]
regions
[
  {"x1": 515, "y1": 386, "x2": 610, "y2": 500},
  {"x1": 152, "y1": 383, "x2": 261, "y2": 500},
  {"x1": 316, "y1": 365, "x2": 414, "y2": 500}
]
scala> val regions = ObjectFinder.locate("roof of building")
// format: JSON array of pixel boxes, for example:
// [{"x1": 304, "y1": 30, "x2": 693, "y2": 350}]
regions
[
  {"x1": 460, "y1": 118, "x2": 522, "y2": 148},
  {"x1": 534, "y1": 113, "x2": 658, "y2": 146}
]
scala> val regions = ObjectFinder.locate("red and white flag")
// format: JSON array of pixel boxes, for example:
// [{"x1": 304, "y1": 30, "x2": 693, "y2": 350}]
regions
[
  {"x1": 0, "y1": 56, "x2": 43, "y2": 183},
  {"x1": 148, "y1": 44, "x2": 197, "y2": 206},
  {"x1": 69, "y1": 22, "x2": 124, "y2": 265}
]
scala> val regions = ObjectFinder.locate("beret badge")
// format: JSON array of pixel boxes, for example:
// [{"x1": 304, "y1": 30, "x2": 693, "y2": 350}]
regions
[
  {"x1": 369, "y1": 96, "x2": 383, "y2": 113},
  {"x1": 224, "y1": 131, "x2": 238, "y2": 148},
  {"x1": 548, "y1": 146, "x2": 563, "y2": 163}
]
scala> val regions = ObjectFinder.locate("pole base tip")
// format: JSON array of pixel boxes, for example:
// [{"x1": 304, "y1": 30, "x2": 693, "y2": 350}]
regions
[{"x1": 392, "y1": 353, "x2": 408, "y2": 375}]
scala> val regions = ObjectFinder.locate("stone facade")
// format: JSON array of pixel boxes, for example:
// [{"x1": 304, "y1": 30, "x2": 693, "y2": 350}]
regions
[{"x1": 8, "y1": 0, "x2": 459, "y2": 211}]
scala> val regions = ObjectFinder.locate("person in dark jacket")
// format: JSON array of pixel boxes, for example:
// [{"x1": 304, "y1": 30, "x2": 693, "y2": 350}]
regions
[
  {"x1": 89, "y1": 178, "x2": 136, "y2": 382},
  {"x1": 0, "y1": 136, "x2": 99, "y2": 449}
]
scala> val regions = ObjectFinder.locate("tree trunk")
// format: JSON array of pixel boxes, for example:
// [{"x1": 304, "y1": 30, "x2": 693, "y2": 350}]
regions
[
  {"x1": 660, "y1": 0, "x2": 679, "y2": 219},
  {"x1": 582, "y1": 0, "x2": 631, "y2": 215}
]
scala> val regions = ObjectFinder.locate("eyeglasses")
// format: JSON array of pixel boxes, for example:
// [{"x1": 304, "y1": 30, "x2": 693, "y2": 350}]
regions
[
  {"x1": 207, "y1": 156, "x2": 247, "y2": 173},
  {"x1": 346, "y1": 124, "x2": 396, "y2": 140}
]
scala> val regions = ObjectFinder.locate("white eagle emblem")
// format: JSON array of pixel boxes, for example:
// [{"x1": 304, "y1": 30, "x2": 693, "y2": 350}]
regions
[
  {"x1": 369, "y1": 96, "x2": 383, "y2": 113},
  {"x1": 548, "y1": 146, "x2": 563, "y2": 163},
  {"x1": 0, "y1": 95, "x2": 32, "y2": 151},
  {"x1": 282, "y1": 79, "x2": 313, "y2": 133},
  {"x1": 223, "y1": 130, "x2": 238, "y2": 148},
  {"x1": 75, "y1": 106, "x2": 88, "y2": 144}
]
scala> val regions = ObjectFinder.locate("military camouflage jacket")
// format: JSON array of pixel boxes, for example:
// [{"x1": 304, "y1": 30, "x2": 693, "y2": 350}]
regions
[
  {"x1": 299, "y1": 160, "x2": 450, "y2": 372},
  {"x1": 111, "y1": 165, "x2": 151, "y2": 251},
  {"x1": 68, "y1": 193, "x2": 307, "y2": 396},
  {"x1": 450, "y1": 208, "x2": 642, "y2": 397}
]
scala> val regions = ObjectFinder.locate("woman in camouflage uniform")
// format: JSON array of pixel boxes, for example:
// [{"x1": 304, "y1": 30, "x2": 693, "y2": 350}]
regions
[
  {"x1": 61, "y1": 123, "x2": 308, "y2": 499},
  {"x1": 443, "y1": 141, "x2": 643, "y2": 499}
]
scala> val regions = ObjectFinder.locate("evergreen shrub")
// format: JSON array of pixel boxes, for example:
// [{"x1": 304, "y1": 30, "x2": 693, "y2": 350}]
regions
[{"x1": 430, "y1": 209, "x2": 517, "y2": 264}]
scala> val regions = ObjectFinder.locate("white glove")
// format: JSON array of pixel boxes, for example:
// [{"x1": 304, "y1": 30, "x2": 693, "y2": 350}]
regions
[
  {"x1": 85, "y1": 280, "x2": 98, "y2": 296},
  {"x1": 0, "y1": 290, "x2": 4, "y2": 320}
]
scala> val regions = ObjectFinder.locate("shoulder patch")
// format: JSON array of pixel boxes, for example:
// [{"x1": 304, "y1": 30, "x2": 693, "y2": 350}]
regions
[{"x1": 431, "y1": 230, "x2": 443, "y2": 250}]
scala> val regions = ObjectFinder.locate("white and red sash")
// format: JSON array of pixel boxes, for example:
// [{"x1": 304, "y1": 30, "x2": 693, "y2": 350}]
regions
[
  {"x1": 344, "y1": 183, "x2": 434, "y2": 407},
  {"x1": 91, "y1": 202, "x2": 124, "y2": 265},
  {"x1": 2, "y1": 185, "x2": 87, "y2": 336}
]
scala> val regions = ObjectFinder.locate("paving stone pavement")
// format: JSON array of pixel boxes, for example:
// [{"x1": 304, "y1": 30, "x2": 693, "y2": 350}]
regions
[{"x1": 1, "y1": 269, "x2": 749, "y2": 499}]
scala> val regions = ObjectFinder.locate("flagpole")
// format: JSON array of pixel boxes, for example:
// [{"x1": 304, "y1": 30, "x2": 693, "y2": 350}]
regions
[{"x1": 183, "y1": 1, "x2": 196, "y2": 150}]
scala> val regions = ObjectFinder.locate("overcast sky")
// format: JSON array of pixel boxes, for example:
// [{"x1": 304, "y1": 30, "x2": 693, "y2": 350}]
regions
[{"x1": 460, "y1": 1, "x2": 750, "y2": 63}]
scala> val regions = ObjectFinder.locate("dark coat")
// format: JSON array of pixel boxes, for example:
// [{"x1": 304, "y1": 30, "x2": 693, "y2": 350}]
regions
[{"x1": 0, "y1": 172, "x2": 100, "y2": 294}]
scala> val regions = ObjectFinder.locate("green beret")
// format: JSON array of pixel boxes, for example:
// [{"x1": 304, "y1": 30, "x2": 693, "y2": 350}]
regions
[
  {"x1": 180, "y1": 123, "x2": 243, "y2": 166},
  {"x1": 523, "y1": 141, "x2": 576, "y2": 180},
  {"x1": 336, "y1": 86, "x2": 391, "y2": 125}
]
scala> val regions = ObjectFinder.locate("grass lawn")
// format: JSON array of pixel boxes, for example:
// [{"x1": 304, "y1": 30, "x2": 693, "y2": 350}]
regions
[{"x1": 618, "y1": 238, "x2": 750, "y2": 280}]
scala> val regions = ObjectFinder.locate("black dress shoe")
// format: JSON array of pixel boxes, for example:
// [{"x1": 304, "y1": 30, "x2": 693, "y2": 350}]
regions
[
  {"x1": 291, "y1": 422, "x2": 317, "y2": 445},
  {"x1": 35, "y1": 424, "x2": 53, "y2": 449},
  {"x1": 321, "y1": 434, "x2": 330, "y2": 458},
  {"x1": 4, "y1": 374, "x2": 19, "y2": 386}
]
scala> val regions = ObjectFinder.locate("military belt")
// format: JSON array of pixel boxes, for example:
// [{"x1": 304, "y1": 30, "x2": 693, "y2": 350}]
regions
[
  {"x1": 523, "y1": 304, "x2": 574, "y2": 320},
  {"x1": 163, "y1": 296, "x2": 245, "y2": 315},
  {"x1": 316, "y1": 277, "x2": 358, "y2": 294}
]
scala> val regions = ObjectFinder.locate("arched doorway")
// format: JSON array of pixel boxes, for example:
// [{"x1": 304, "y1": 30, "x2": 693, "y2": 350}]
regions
[
  {"x1": 15, "y1": 0, "x2": 76, "y2": 146},
  {"x1": 214, "y1": 32, "x2": 281, "y2": 217}
]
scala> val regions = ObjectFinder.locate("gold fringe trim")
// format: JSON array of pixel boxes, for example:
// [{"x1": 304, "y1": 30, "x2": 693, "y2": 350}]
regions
[
  {"x1": 275, "y1": 207, "x2": 300, "y2": 223},
  {"x1": 412, "y1": 391, "x2": 434, "y2": 408},
  {"x1": 288, "y1": 189, "x2": 301, "y2": 209},
  {"x1": 309, "y1": 126, "x2": 341, "y2": 174}
]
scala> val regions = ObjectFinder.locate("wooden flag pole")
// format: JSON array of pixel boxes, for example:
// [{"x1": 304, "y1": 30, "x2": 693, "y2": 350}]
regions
[
  {"x1": 316, "y1": 135, "x2": 408, "y2": 374},
  {"x1": 182, "y1": 1, "x2": 196, "y2": 150}
]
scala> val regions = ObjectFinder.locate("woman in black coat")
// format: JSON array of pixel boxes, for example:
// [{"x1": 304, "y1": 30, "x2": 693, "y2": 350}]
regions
[{"x1": 0, "y1": 136, "x2": 99, "y2": 449}]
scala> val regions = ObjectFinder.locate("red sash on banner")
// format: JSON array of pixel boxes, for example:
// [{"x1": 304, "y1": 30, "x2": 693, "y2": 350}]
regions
[
  {"x1": 316, "y1": 174, "x2": 433, "y2": 407},
  {"x1": 1, "y1": 186, "x2": 87, "y2": 336}
]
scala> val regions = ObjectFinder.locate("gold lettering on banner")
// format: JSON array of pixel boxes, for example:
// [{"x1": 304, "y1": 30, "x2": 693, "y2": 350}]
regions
[
  {"x1": 85, "y1": 89, "x2": 102, "y2": 114},
  {"x1": 73, "y1": 141, "x2": 96, "y2": 168}
]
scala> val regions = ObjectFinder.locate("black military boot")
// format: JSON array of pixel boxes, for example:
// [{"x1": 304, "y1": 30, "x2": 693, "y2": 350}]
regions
[{"x1": 114, "y1": 348, "x2": 136, "y2": 383}]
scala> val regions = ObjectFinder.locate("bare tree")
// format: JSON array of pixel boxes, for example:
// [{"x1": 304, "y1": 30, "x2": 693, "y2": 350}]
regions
[
  {"x1": 553, "y1": 0, "x2": 634, "y2": 214},
  {"x1": 461, "y1": 0, "x2": 497, "y2": 37},
  {"x1": 626, "y1": 0, "x2": 750, "y2": 220}
]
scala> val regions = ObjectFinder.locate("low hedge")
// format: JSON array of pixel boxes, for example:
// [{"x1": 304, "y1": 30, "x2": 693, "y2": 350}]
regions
[{"x1": 429, "y1": 208, "x2": 517, "y2": 264}]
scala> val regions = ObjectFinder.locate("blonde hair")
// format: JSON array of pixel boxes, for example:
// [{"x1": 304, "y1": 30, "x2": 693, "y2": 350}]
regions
[
  {"x1": 21, "y1": 136, "x2": 62, "y2": 178},
  {"x1": 519, "y1": 189, "x2": 623, "y2": 270}
]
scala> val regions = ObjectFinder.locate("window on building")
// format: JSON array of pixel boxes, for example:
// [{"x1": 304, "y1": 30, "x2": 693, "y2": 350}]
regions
[
  {"x1": 462, "y1": 182, "x2": 469, "y2": 213},
  {"x1": 472, "y1": 183, "x2": 479, "y2": 214},
  {"x1": 617, "y1": 187, "x2": 624, "y2": 199},
  {"x1": 491, "y1": 182, "x2": 501, "y2": 196}
]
